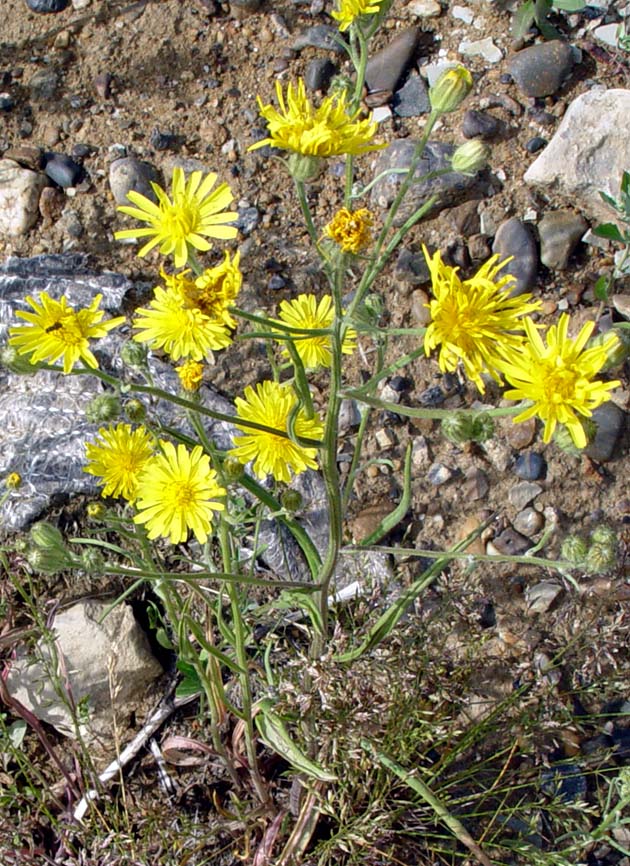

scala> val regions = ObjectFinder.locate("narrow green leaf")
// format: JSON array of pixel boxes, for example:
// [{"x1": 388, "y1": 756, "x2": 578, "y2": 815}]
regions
[
  {"x1": 256, "y1": 701, "x2": 336, "y2": 782},
  {"x1": 594, "y1": 275, "x2": 611, "y2": 302},
  {"x1": 593, "y1": 223, "x2": 625, "y2": 243},
  {"x1": 551, "y1": 0, "x2": 585, "y2": 10},
  {"x1": 511, "y1": 0, "x2": 536, "y2": 39}
]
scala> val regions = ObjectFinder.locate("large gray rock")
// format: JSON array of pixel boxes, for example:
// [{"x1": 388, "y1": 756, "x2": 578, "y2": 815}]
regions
[
  {"x1": 524, "y1": 89, "x2": 630, "y2": 225},
  {"x1": 0, "y1": 159, "x2": 46, "y2": 237},
  {"x1": 538, "y1": 210, "x2": 588, "y2": 270},
  {"x1": 508, "y1": 41, "x2": 575, "y2": 98},
  {"x1": 5, "y1": 600, "x2": 162, "y2": 742}
]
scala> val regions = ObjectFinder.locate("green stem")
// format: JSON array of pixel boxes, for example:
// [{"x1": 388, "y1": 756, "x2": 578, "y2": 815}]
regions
[
  {"x1": 295, "y1": 180, "x2": 321, "y2": 253},
  {"x1": 340, "y1": 405, "x2": 369, "y2": 514}
]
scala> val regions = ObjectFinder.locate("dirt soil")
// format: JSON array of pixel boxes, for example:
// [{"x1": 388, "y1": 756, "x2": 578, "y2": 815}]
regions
[{"x1": 0, "y1": 0, "x2": 629, "y2": 864}]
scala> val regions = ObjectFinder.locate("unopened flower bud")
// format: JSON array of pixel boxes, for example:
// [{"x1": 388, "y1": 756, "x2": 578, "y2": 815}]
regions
[
  {"x1": 30, "y1": 521, "x2": 65, "y2": 551},
  {"x1": 585, "y1": 541, "x2": 617, "y2": 575},
  {"x1": 86, "y1": 501, "x2": 106, "y2": 520},
  {"x1": 124, "y1": 399, "x2": 146, "y2": 423},
  {"x1": 223, "y1": 455, "x2": 245, "y2": 483},
  {"x1": 81, "y1": 548, "x2": 104, "y2": 574},
  {"x1": 451, "y1": 140, "x2": 490, "y2": 176},
  {"x1": 287, "y1": 153, "x2": 324, "y2": 183},
  {"x1": 329, "y1": 74, "x2": 353, "y2": 100},
  {"x1": 441, "y1": 413, "x2": 475, "y2": 444},
  {"x1": 561, "y1": 534, "x2": 588, "y2": 566},
  {"x1": 281, "y1": 489, "x2": 304, "y2": 513},
  {"x1": 120, "y1": 340, "x2": 148, "y2": 370},
  {"x1": 86, "y1": 393, "x2": 121, "y2": 424},
  {"x1": 590, "y1": 525, "x2": 617, "y2": 548},
  {"x1": 429, "y1": 65, "x2": 473, "y2": 114},
  {"x1": 589, "y1": 329, "x2": 630, "y2": 372},
  {"x1": 0, "y1": 345, "x2": 39, "y2": 375},
  {"x1": 5, "y1": 472, "x2": 22, "y2": 490},
  {"x1": 554, "y1": 419, "x2": 597, "y2": 454},
  {"x1": 470, "y1": 412, "x2": 495, "y2": 442},
  {"x1": 27, "y1": 546, "x2": 73, "y2": 575}
]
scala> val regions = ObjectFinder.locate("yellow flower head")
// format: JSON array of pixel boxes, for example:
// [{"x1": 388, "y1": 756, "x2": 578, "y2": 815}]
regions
[
  {"x1": 5, "y1": 472, "x2": 22, "y2": 490},
  {"x1": 325, "y1": 207, "x2": 373, "y2": 254},
  {"x1": 249, "y1": 79, "x2": 385, "y2": 158},
  {"x1": 331, "y1": 0, "x2": 386, "y2": 31},
  {"x1": 132, "y1": 284, "x2": 232, "y2": 361},
  {"x1": 429, "y1": 65, "x2": 474, "y2": 114},
  {"x1": 230, "y1": 380, "x2": 324, "y2": 483},
  {"x1": 496, "y1": 315, "x2": 620, "y2": 449},
  {"x1": 177, "y1": 359, "x2": 204, "y2": 392},
  {"x1": 9, "y1": 292, "x2": 125, "y2": 375},
  {"x1": 133, "y1": 442, "x2": 225, "y2": 545},
  {"x1": 423, "y1": 246, "x2": 540, "y2": 393},
  {"x1": 84, "y1": 423, "x2": 155, "y2": 503},
  {"x1": 276, "y1": 294, "x2": 356, "y2": 369},
  {"x1": 115, "y1": 167, "x2": 239, "y2": 269},
  {"x1": 169, "y1": 251, "x2": 242, "y2": 329}
]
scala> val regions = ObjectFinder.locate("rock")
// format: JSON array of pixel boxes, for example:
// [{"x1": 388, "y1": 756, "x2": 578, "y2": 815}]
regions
[
  {"x1": 462, "y1": 109, "x2": 500, "y2": 140},
  {"x1": 538, "y1": 211, "x2": 588, "y2": 270},
  {"x1": 611, "y1": 294, "x2": 630, "y2": 320},
  {"x1": 292, "y1": 25, "x2": 344, "y2": 53},
  {"x1": 506, "y1": 417, "x2": 537, "y2": 449},
  {"x1": 0, "y1": 92, "x2": 14, "y2": 111},
  {"x1": 27, "y1": 68, "x2": 59, "y2": 101},
  {"x1": 58, "y1": 208, "x2": 84, "y2": 238},
  {"x1": 393, "y1": 72, "x2": 431, "y2": 117},
  {"x1": 339, "y1": 398, "x2": 361, "y2": 433},
  {"x1": 150, "y1": 128, "x2": 176, "y2": 151},
  {"x1": 305, "y1": 58, "x2": 337, "y2": 93},
  {"x1": 5, "y1": 600, "x2": 162, "y2": 743},
  {"x1": 370, "y1": 139, "x2": 479, "y2": 227},
  {"x1": 594, "y1": 23, "x2": 621, "y2": 48},
  {"x1": 514, "y1": 452, "x2": 546, "y2": 481},
  {"x1": 365, "y1": 27, "x2": 419, "y2": 95},
  {"x1": 513, "y1": 507, "x2": 544, "y2": 537},
  {"x1": 524, "y1": 90, "x2": 630, "y2": 226},
  {"x1": 236, "y1": 205, "x2": 260, "y2": 235},
  {"x1": 3, "y1": 145, "x2": 44, "y2": 171},
  {"x1": 408, "y1": 0, "x2": 441, "y2": 16},
  {"x1": 525, "y1": 136, "x2": 547, "y2": 154},
  {"x1": 410, "y1": 288, "x2": 431, "y2": 323},
  {"x1": 411, "y1": 436, "x2": 430, "y2": 471},
  {"x1": 468, "y1": 234, "x2": 492, "y2": 260},
  {"x1": 459, "y1": 37, "x2": 503, "y2": 64},
  {"x1": 108, "y1": 156, "x2": 161, "y2": 206},
  {"x1": 492, "y1": 217, "x2": 539, "y2": 295},
  {"x1": 229, "y1": 0, "x2": 262, "y2": 17},
  {"x1": 584, "y1": 402, "x2": 626, "y2": 462},
  {"x1": 491, "y1": 527, "x2": 531, "y2": 555},
  {"x1": 508, "y1": 41, "x2": 575, "y2": 98},
  {"x1": 395, "y1": 248, "x2": 430, "y2": 285},
  {"x1": 427, "y1": 462, "x2": 454, "y2": 486},
  {"x1": 25, "y1": 0, "x2": 69, "y2": 10},
  {"x1": 449, "y1": 200, "x2": 481, "y2": 235},
  {"x1": 526, "y1": 580, "x2": 562, "y2": 614},
  {"x1": 452, "y1": 4, "x2": 474, "y2": 23},
  {"x1": 93, "y1": 71, "x2": 112, "y2": 99},
  {"x1": 39, "y1": 185, "x2": 66, "y2": 225},
  {"x1": 508, "y1": 480, "x2": 543, "y2": 510},
  {"x1": 0, "y1": 159, "x2": 46, "y2": 237},
  {"x1": 350, "y1": 500, "x2": 394, "y2": 542},
  {"x1": 43, "y1": 152, "x2": 84, "y2": 188},
  {"x1": 462, "y1": 466, "x2": 489, "y2": 501}
]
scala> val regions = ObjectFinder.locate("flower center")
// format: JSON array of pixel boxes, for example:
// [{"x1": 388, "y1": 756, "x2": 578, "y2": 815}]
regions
[
  {"x1": 542, "y1": 363, "x2": 579, "y2": 403},
  {"x1": 169, "y1": 481, "x2": 196, "y2": 508},
  {"x1": 165, "y1": 200, "x2": 197, "y2": 239}
]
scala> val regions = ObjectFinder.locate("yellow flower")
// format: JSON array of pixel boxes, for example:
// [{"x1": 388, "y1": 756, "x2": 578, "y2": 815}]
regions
[
  {"x1": 249, "y1": 79, "x2": 385, "y2": 158},
  {"x1": 230, "y1": 380, "x2": 324, "y2": 483},
  {"x1": 496, "y1": 315, "x2": 620, "y2": 449},
  {"x1": 276, "y1": 294, "x2": 356, "y2": 369},
  {"x1": 5, "y1": 472, "x2": 22, "y2": 490},
  {"x1": 115, "y1": 167, "x2": 239, "y2": 269},
  {"x1": 9, "y1": 292, "x2": 125, "y2": 375},
  {"x1": 133, "y1": 442, "x2": 225, "y2": 545},
  {"x1": 132, "y1": 284, "x2": 232, "y2": 361},
  {"x1": 423, "y1": 246, "x2": 540, "y2": 393},
  {"x1": 172, "y1": 251, "x2": 242, "y2": 329},
  {"x1": 84, "y1": 423, "x2": 155, "y2": 502},
  {"x1": 331, "y1": 0, "x2": 386, "y2": 31},
  {"x1": 177, "y1": 360, "x2": 204, "y2": 392},
  {"x1": 325, "y1": 207, "x2": 373, "y2": 254}
]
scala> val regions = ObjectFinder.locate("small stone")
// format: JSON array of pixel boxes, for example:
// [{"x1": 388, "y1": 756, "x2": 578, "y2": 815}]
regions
[
  {"x1": 304, "y1": 58, "x2": 337, "y2": 93},
  {"x1": 459, "y1": 37, "x2": 503, "y2": 64},
  {"x1": 43, "y1": 152, "x2": 83, "y2": 188},
  {"x1": 39, "y1": 185, "x2": 66, "y2": 225},
  {"x1": 237, "y1": 205, "x2": 260, "y2": 236},
  {"x1": 292, "y1": 25, "x2": 344, "y2": 53},
  {"x1": 0, "y1": 158, "x2": 46, "y2": 236},
  {"x1": 491, "y1": 527, "x2": 531, "y2": 556},
  {"x1": 378, "y1": 382, "x2": 401, "y2": 404},
  {"x1": 427, "y1": 463, "x2": 454, "y2": 486},
  {"x1": 538, "y1": 210, "x2": 588, "y2": 271},
  {"x1": 593, "y1": 23, "x2": 622, "y2": 48},
  {"x1": 365, "y1": 27, "x2": 420, "y2": 94},
  {"x1": 0, "y1": 92, "x2": 14, "y2": 111},
  {"x1": 482, "y1": 439, "x2": 512, "y2": 472},
  {"x1": 3, "y1": 146, "x2": 44, "y2": 171},
  {"x1": 468, "y1": 234, "x2": 492, "y2": 261},
  {"x1": 449, "y1": 200, "x2": 481, "y2": 236},
  {"x1": 389, "y1": 375, "x2": 412, "y2": 393},
  {"x1": 410, "y1": 288, "x2": 431, "y2": 323},
  {"x1": 27, "y1": 68, "x2": 59, "y2": 101},
  {"x1": 513, "y1": 452, "x2": 546, "y2": 481},
  {"x1": 508, "y1": 41, "x2": 575, "y2": 98},
  {"x1": 513, "y1": 507, "x2": 544, "y2": 537},
  {"x1": 58, "y1": 208, "x2": 83, "y2": 238},
  {"x1": 462, "y1": 109, "x2": 500, "y2": 140},
  {"x1": 584, "y1": 402, "x2": 626, "y2": 462},
  {"x1": 492, "y1": 217, "x2": 539, "y2": 295},
  {"x1": 411, "y1": 436, "x2": 430, "y2": 471},
  {"x1": 93, "y1": 72, "x2": 112, "y2": 99},
  {"x1": 150, "y1": 128, "x2": 176, "y2": 151},
  {"x1": 526, "y1": 580, "x2": 562, "y2": 614},
  {"x1": 392, "y1": 72, "x2": 431, "y2": 117},
  {"x1": 25, "y1": 0, "x2": 69, "y2": 10},
  {"x1": 462, "y1": 466, "x2": 489, "y2": 501},
  {"x1": 525, "y1": 136, "x2": 547, "y2": 154},
  {"x1": 407, "y1": 0, "x2": 441, "y2": 16},
  {"x1": 339, "y1": 399, "x2": 361, "y2": 433},
  {"x1": 419, "y1": 385, "x2": 445, "y2": 407},
  {"x1": 229, "y1": 0, "x2": 262, "y2": 17},
  {"x1": 509, "y1": 481, "x2": 542, "y2": 510},
  {"x1": 375, "y1": 428, "x2": 396, "y2": 449},
  {"x1": 350, "y1": 500, "x2": 393, "y2": 542},
  {"x1": 452, "y1": 4, "x2": 474, "y2": 23},
  {"x1": 268, "y1": 274, "x2": 285, "y2": 290},
  {"x1": 109, "y1": 157, "x2": 161, "y2": 206},
  {"x1": 506, "y1": 417, "x2": 537, "y2": 449},
  {"x1": 395, "y1": 248, "x2": 430, "y2": 285},
  {"x1": 611, "y1": 294, "x2": 630, "y2": 320}
]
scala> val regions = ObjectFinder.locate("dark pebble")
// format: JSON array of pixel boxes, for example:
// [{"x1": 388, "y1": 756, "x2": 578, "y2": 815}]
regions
[
  {"x1": 25, "y1": 0, "x2": 69, "y2": 10},
  {"x1": 582, "y1": 5, "x2": 605, "y2": 19},
  {"x1": 292, "y1": 25, "x2": 345, "y2": 53},
  {"x1": 419, "y1": 385, "x2": 445, "y2": 407},
  {"x1": 236, "y1": 206, "x2": 260, "y2": 236},
  {"x1": 150, "y1": 128, "x2": 176, "y2": 151},
  {"x1": 395, "y1": 248, "x2": 430, "y2": 285},
  {"x1": 462, "y1": 109, "x2": 500, "y2": 140},
  {"x1": 93, "y1": 72, "x2": 112, "y2": 99},
  {"x1": 389, "y1": 375, "x2": 412, "y2": 392},
  {"x1": 0, "y1": 93, "x2": 14, "y2": 111},
  {"x1": 304, "y1": 58, "x2": 337, "y2": 92},
  {"x1": 508, "y1": 41, "x2": 575, "y2": 98},
  {"x1": 525, "y1": 136, "x2": 547, "y2": 153},
  {"x1": 527, "y1": 106, "x2": 556, "y2": 126},
  {"x1": 540, "y1": 762, "x2": 588, "y2": 803},
  {"x1": 514, "y1": 452, "x2": 546, "y2": 481},
  {"x1": 500, "y1": 72, "x2": 513, "y2": 84},
  {"x1": 392, "y1": 71, "x2": 431, "y2": 117},
  {"x1": 71, "y1": 143, "x2": 93, "y2": 159},
  {"x1": 479, "y1": 600, "x2": 496, "y2": 629},
  {"x1": 268, "y1": 275, "x2": 286, "y2": 290},
  {"x1": 43, "y1": 152, "x2": 83, "y2": 188}
]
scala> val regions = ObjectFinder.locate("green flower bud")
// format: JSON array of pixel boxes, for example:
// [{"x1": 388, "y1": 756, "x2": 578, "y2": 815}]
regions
[
  {"x1": 470, "y1": 412, "x2": 495, "y2": 442},
  {"x1": 124, "y1": 398, "x2": 147, "y2": 423},
  {"x1": 223, "y1": 455, "x2": 245, "y2": 483},
  {"x1": 30, "y1": 521, "x2": 66, "y2": 552},
  {"x1": 27, "y1": 546, "x2": 73, "y2": 575},
  {"x1": 589, "y1": 328, "x2": 630, "y2": 372},
  {"x1": 0, "y1": 345, "x2": 39, "y2": 375},
  {"x1": 560, "y1": 534, "x2": 588, "y2": 566},
  {"x1": 363, "y1": 293, "x2": 384, "y2": 323},
  {"x1": 429, "y1": 65, "x2": 473, "y2": 114},
  {"x1": 86, "y1": 501, "x2": 106, "y2": 520},
  {"x1": 590, "y1": 525, "x2": 617, "y2": 548},
  {"x1": 14, "y1": 537, "x2": 28, "y2": 553},
  {"x1": 281, "y1": 489, "x2": 304, "y2": 513},
  {"x1": 329, "y1": 74, "x2": 353, "y2": 100},
  {"x1": 81, "y1": 547, "x2": 104, "y2": 574},
  {"x1": 441, "y1": 413, "x2": 475, "y2": 444},
  {"x1": 553, "y1": 419, "x2": 597, "y2": 454},
  {"x1": 451, "y1": 140, "x2": 490, "y2": 176},
  {"x1": 287, "y1": 153, "x2": 324, "y2": 183},
  {"x1": 585, "y1": 541, "x2": 617, "y2": 575},
  {"x1": 85, "y1": 393, "x2": 121, "y2": 424},
  {"x1": 120, "y1": 340, "x2": 149, "y2": 370}
]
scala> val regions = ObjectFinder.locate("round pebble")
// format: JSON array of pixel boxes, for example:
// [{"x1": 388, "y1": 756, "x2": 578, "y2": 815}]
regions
[
  {"x1": 109, "y1": 157, "x2": 161, "y2": 206},
  {"x1": 304, "y1": 58, "x2": 337, "y2": 93},
  {"x1": 25, "y1": 0, "x2": 70, "y2": 10},
  {"x1": 525, "y1": 136, "x2": 547, "y2": 154},
  {"x1": 508, "y1": 40, "x2": 575, "y2": 98},
  {"x1": 492, "y1": 217, "x2": 539, "y2": 295},
  {"x1": 43, "y1": 152, "x2": 83, "y2": 188},
  {"x1": 513, "y1": 507, "x2": 544, "y2": 537},
  {"x1": 514, "y1": 452, "x2": 546, "y2": 481},
  {"x1": 462, "y1": 109, "x2": 500, "y2": 140}
]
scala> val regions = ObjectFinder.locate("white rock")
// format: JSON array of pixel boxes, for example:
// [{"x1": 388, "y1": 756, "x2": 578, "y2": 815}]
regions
[
  {"x1": 0, "y1": 159, "x2": 46, "y2": 237},
  {"x1": 5, "y1": 600, "x2": 162, "y2": 743},
  {"x1": 372, "y1": 105, "x2": 393, "y2": 123},
  {"x1": 452, "y1": 4, "x2": 474, "y2": 23},
  {"x1": 524, "y1": 89, "x2": 630, "y2": 225},
  {"x1": 407, "y1": 0, "x2": 442, "y2": 17},
  {"x1": 459, "y1": 37, "x2": 502, "y2": 63},
  {"x1": 594, "y1": 22, "x2": 622, "y2": 48},
  {"x1": 423, "y1": 60, "x2": 459, "y2": 87},
  {"x1": 72, "y1": 0, "x2": 91, "y2": 7}
]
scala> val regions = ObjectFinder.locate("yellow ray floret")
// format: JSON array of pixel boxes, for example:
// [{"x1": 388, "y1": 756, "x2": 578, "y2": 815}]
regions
[
  {"x1": 331, "y1": 0, "x2": 386, "y2": 31},
  {"x1": 84, "y1": 423, "x2": 155, "y2": 503},
  {"x1": 276, "y1": 294, "x2": 356, "y2": 369}
]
